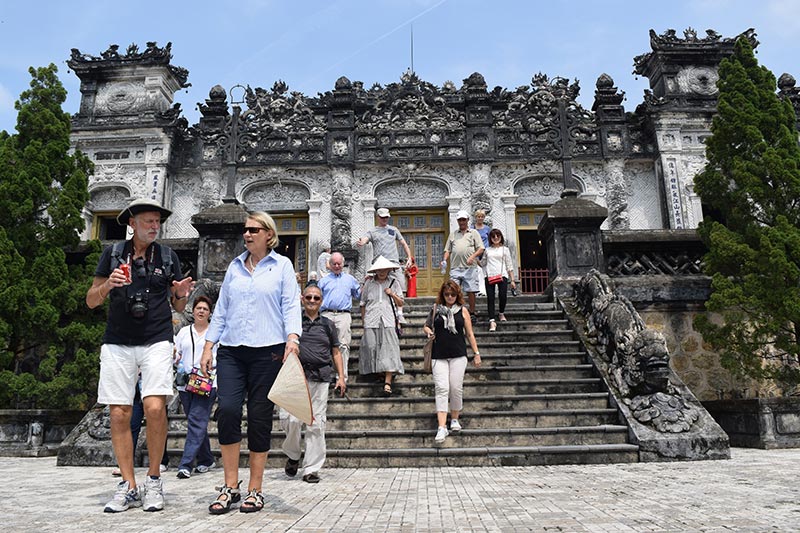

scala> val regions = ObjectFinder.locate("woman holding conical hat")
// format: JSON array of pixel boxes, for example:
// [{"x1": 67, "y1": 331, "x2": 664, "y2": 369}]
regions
[{"x1": 359, "y1": 255, "x2": 405, "y2": 395}]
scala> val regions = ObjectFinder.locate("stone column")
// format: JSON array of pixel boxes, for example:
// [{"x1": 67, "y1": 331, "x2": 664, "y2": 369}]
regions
[
  {"x1": 306, "y1": 198, "x2": 323, "y2": 274},
  {"x1": 446, "y1": 195, "x2": 463, "y2": 232},
  {"x1": 500, "y1": 193, "x2": 519, "y2": 258},
  {"x1": 356, "y1": 198, "x2": 377, "y2": 278},
  {"x1": 538, "y1": 190, "x2": 608, "y2": 298}
]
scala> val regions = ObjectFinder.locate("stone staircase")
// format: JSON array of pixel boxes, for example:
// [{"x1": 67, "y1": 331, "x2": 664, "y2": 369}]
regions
[{"x1": 161, "y1": 295, "x2": 639, "y2": 467}]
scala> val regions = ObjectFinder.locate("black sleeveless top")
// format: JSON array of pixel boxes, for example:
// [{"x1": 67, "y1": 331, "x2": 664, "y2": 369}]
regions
[{"x1": 432, "y1": 307, "x2": 467, "y2": 360}]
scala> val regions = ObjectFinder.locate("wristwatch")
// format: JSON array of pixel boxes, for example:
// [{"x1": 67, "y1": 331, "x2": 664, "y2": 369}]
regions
[{"x1": 288, "y1": 338, "x2": 300, "y2": 345}]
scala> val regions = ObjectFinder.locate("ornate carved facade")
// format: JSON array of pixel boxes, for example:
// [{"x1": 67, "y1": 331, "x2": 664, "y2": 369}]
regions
[{"x1": 68, "y1": 29, "x2": 796, "y2": 291}]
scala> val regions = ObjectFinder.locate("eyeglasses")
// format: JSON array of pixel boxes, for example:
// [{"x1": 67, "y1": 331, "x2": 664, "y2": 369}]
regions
[
  {"x1": 303, "y1": 295, "x2": 322, "y2": 302},
  {"x1": 443, "y1": 292, "x2": 457, "y2": 297},
  {"x1": 243, "y1": 226, "x2": 264, "y2": 234}
]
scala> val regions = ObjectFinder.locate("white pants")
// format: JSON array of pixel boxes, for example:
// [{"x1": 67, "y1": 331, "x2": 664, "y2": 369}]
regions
[
  {"x1": 431, "y1": 356, "x2": 468, "y2": 413},
  {"x1": 280, "y1": 381, "x2": 330, "y2": 476},
  {"x1": 322, "y1": 311, "x2": 352, "y2": 380}
]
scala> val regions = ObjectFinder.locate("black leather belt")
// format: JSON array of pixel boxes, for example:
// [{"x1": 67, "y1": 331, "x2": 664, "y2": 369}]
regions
[{"x1": 323, "y1": 309, "x2": 350, "y2": 313}]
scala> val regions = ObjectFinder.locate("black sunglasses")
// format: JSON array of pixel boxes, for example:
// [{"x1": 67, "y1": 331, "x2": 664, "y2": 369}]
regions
[
  {"x1": 243, "y1": 226, "x2": 264, "y2": 234},
  {"x1": 303, "y1": 295, "x2": 322, "y2": 302}
]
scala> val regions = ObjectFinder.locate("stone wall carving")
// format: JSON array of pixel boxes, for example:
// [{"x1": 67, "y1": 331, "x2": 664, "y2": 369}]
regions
[
  {"x1": 513, "y1": 175, "x2": 565, "y2": 206},
  {"x1": 89, "y1": 185, "x2": 130, "y2": 210},
  {"x1": 94, "y1": 82, "x2": 148, "y2": 114},
  {"x1": 375, "y1": 177, "x2": 449, "y2": 208},
  {"x1": 627, "y1": 163, "x2": 662, "y2": 230},
  {"x1": 330, "y1": 168, "x2": 353, "y2": 251},
  {"x1": 469, "y1": 164, "x2": 492, "y2": 215},
  {"x1": 604, "y1": 159, "x2": 630, "y2": 230},
  {"x1": 242, "y1": 181, "x2": 310, "y2": 212}
]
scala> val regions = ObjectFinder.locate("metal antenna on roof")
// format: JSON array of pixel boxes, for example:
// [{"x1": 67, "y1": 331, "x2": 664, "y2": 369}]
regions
[{"x1": 410, "y1": 24, "x2": 415, "y2": 74}]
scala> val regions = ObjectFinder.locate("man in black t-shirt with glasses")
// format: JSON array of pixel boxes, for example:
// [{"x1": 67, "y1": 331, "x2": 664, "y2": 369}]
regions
[{"x1": 86, "y1": 199, "x2": 195, "y2": 513}]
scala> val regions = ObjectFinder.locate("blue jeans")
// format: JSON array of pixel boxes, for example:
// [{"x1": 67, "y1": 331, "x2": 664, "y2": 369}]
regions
[{"x1": 178, "y1": 389, "x2": 217, "y2": 470}]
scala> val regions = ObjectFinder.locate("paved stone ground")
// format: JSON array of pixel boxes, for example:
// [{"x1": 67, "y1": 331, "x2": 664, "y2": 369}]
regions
[{"x1": 1, "y1": 448, "x2": 798, "y2": 532}]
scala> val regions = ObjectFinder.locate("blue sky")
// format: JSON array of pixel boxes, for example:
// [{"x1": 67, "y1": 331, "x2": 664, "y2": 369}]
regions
[{"x1": 0, "y1": 0, "x2": 798, "y2": 134}]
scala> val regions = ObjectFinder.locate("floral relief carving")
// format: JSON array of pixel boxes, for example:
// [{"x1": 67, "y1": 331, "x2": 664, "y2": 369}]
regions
[
  {"x1": 90, "y1": 186, "x2": 130, "y2": 210},
  {"x1": 243, "y1": 181, "x2": 310, "y2": 211},
  {"x1": 375, "y1": 178, "x2": 449, "y2": 208},
  {"x1": 514, "y1": 176, "x2": 565, "y2": 205}
]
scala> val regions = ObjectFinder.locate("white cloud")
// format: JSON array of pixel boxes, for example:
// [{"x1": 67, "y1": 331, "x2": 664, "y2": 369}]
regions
[{"x1": 0, "y1": 83, "x2": 13, "y2": 112}]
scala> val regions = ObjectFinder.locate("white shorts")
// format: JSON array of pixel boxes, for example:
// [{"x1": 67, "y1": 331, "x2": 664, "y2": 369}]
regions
[
  {"x1": 450, "y1": 267, "x2": 482, "y2": 293},
  {"x1": 97, "y1": 341, "x2": 174, "y2": 405}
]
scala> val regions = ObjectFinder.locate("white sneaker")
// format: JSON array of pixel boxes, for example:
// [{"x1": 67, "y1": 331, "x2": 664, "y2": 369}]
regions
[
  {"x1": 450, "y1": 419, "x2": 462, "y2": 433},
  {"x1": 104, "y1": 481, "x2": 142, "y2": 513},
  {"x1": 194, "y1": 463, "x2": 215, "y2": 474},
  {"x1": 143, "y1": 477, "x2": 165, "y2": 512},
  {"x1": 434, "y1": 426, "x2": 449, "y2": 444},
  {"x1": 159, "y1": 463, "x2": 168, "y2": 473}
]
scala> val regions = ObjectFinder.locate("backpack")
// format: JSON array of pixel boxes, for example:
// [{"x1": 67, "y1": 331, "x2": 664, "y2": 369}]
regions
[{"x1": 110, "y1": 240, "x2": 174, "y2": 281}]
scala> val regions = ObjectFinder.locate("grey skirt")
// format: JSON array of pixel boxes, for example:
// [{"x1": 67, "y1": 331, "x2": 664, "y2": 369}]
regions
[{"x1": 359, "y1": 326, "x2": 404, "y2": 375}]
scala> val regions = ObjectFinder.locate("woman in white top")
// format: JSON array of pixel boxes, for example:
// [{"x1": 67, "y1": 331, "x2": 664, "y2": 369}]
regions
[
  {"x1": 480, "y1": 229, "x2": 517, "y2": 332},
  {"x1": 174, "y1": 295, "x2": 217, "y2": 480}
]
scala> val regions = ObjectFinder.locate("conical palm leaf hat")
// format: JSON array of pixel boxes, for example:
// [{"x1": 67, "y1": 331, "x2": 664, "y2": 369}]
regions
[
  {"x1": 367, "y1": 255, "x2": 400, "y2": 273},
  {"x1": 267, "y1": 352, "x2": 314, "y2": 425}
]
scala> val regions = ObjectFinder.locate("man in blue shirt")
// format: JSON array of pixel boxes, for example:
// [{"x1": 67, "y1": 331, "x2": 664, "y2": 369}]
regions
[{"x1": 318, "y1": 252, "x2": 361, "y2": 381}]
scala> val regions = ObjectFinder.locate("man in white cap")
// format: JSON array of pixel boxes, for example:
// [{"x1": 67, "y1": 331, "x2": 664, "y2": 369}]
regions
[
  {"x1": 355, "y1": 207, "x2": 412, "y2": 314},
  {"x1": 86, "y1": 198, "x2": 195, "y2": 513},
  {"x1": 442, "y1": 210, "x2": 485, "y2": 317}
]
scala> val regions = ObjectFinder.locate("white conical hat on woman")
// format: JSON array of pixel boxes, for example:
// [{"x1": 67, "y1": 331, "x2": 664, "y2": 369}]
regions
[{"x1": 367, "y1": 255, "x2": 400, "y2": 273}]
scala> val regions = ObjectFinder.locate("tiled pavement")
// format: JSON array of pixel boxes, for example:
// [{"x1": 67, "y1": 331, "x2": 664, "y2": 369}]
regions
[{"x1": 1, "y1": 448, "x2": 798, "y2": 532}]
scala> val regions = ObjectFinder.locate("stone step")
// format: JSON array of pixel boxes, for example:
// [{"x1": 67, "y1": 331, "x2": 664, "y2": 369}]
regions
[
  {"x1": 351, "y1": 319, "x2": 571, "y2": 334},
  {"x1": 352, "y1": 340, "x2": 585, "y2": 356},
  {"x1": 345, "y1": 351, "x2": 590, "y2": 371},
  {"x1": 331, "y1": 378, "x2": 606, "y2": 398},
  {"x1": 345, "y1": 364, "x2": 596, "y2": 383},
  {"x1": 166, "y1": 393, "x2": 612, "y2": 431},
  {"x1": 163, "y1": 443, "x2": 639, "y2": 468},
  {"x1": 153, "y1": 290, "x2": 641, "y2": 469},
  {"x1": 167, "y1": 424, "x2": 629, "y2": 453}
]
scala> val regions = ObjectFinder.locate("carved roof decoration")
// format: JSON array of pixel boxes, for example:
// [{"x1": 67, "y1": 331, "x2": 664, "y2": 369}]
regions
[
  {"x1": 351, "y1": 70, "x2": 465, "y2": 130},
  {"x1": 68, "y1": 41, "x2": 190, "y2": 88},
  {"x1": 778, "y1": 73, "x2": 800, "y2": 126},
  {"x1": 633, "y1": 28, "x2": 759, "y2": 76},
  {"x1": 244, "y1": 82, "x2": 326, "y2": 134}
]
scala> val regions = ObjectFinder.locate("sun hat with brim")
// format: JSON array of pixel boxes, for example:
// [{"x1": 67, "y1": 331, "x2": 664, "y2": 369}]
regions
[
  {"x1": 116, "y1": 199, "x2": 172, "y2": 225},
  {"x1": 367, "y1": 255, "x2": 400, "y2": 273}
]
